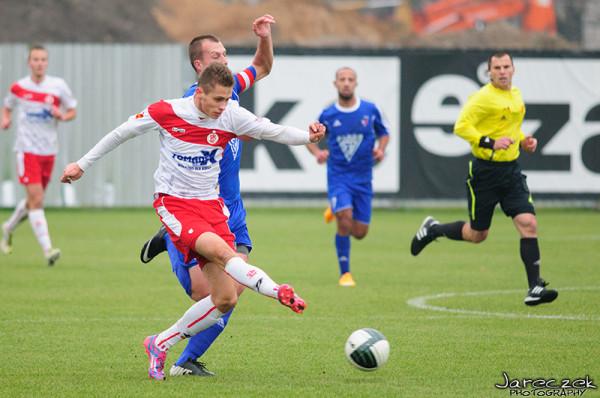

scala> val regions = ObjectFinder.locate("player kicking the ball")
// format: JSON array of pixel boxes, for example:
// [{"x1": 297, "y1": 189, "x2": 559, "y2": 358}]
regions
[{"x1": 61, "y1": 62, "x2": 324, "y2": 380}]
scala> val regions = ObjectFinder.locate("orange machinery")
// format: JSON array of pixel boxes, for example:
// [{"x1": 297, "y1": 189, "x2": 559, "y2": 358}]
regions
[{"x1": 412, "y1": 0, "x2": 556, "y2": 35}]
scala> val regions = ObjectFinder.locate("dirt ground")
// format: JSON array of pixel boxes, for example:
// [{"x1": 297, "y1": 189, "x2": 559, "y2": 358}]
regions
[{"x1": 0, "y1": 0, "x2": 578, "y2": 49}]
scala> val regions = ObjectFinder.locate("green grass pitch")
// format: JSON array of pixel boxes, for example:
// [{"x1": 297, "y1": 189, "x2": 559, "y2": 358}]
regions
[{"x1": 1, "y1": 207, "x2": 599, "y2": 397}]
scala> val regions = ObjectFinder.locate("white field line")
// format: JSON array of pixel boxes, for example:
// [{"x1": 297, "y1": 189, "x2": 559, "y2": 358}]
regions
[{"x1": 406, "y1": 286, "x2": 600, "y2": 321}]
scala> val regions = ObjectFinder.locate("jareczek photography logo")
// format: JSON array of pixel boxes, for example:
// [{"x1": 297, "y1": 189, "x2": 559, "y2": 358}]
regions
[{"x1": 495, "y1": 372, "x2": 597, "y2": 396}]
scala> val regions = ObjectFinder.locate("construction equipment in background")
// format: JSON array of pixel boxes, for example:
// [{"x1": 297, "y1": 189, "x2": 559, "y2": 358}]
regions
[{"x1": 412, "y1": 0, "x2": 557, "y2": 35}]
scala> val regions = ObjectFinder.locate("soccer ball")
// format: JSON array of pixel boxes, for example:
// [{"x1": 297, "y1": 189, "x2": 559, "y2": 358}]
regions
[{"x1": 344, "y1": 328, "x2": 390, "y2": 371}]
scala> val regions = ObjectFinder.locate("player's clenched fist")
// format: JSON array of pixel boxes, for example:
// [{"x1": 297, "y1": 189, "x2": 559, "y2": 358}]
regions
[
  {"x1": 521, "y1": 136, "x2": 537, "y2": 153},
  {"x1": 60, "y1": 162, "x2": 84, "y2": 184},
  {"x1": 308, "y1": 122, "x2": 325, "y2": 143}
]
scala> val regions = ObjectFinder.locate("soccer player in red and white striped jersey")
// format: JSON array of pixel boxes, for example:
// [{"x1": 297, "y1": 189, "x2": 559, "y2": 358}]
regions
[
  {"x1": 1, "y1": 44, "x2": 77, "y2": 265},
  {"x1": 61, "y1": 62, "x2": 324, "y2": 380}
]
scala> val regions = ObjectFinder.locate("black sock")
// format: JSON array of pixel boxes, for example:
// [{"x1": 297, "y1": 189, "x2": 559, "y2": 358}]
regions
[
  {"x1": 520, "y1": 238, "x2": 541, "y2": 289},
  {"x1": 431, "y1": 221, "x2": 465, "y2": 241}
]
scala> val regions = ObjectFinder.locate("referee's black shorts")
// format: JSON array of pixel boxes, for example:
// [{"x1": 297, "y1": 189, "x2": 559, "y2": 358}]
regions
[{"x1": 465, "y1": 158, "x2": 535, "y2": 231}]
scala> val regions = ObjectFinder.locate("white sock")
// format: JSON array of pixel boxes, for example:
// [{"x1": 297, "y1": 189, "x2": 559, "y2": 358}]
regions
[
  {"x1": 4, "y1": 199, "x2": 28, "y2": 232},
  {"x1": 28, "y1": 209, "x2": 52, "y2": 253},
  {"x1": 155, "y1": 296, "x2": 223, "y2": 351},
  {"x1": 224, "y1": 256, "x2": 279, "y2": 299}
]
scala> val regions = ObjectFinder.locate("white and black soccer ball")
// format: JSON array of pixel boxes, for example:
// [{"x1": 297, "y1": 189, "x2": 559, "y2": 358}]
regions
[{"x1": 344, "y1": 328, "x2": 390, "y2": 371}]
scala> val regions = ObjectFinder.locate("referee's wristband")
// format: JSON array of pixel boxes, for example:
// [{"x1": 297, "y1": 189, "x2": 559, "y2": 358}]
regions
[{"x1": 479, "y1": 136, "x2": 495, "y2": 149}]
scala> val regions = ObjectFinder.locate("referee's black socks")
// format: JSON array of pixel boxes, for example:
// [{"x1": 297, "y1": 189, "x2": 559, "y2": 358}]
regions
[
  {"x1": 520, "y1": 237, "x2": 541, "y2": 289},
  {"x1": 431, "y1": 221, "x2": 465, "y2": 241}
]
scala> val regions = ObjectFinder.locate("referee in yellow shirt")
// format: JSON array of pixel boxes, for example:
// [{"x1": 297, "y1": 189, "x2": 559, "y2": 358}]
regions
[{"x1": 410, "y1": 51, "x2": 558, "y2": 306}]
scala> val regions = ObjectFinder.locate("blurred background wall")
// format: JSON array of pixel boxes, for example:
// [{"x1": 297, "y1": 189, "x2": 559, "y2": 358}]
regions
[{"x1": 1, "y1": 0, "x2": 599, "y2": 207}]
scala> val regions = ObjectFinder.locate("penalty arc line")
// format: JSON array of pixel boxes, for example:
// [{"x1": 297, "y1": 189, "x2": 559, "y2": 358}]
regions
[{"x1": 406, "y1": 286, "x2": 600, "y2": 321}]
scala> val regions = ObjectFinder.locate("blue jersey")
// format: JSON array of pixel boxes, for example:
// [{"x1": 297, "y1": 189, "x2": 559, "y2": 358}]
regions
[
  {"x1": 183, "y1": 66, "x2": 256, "y2": 205},
  {"x1": 319, "y1": 98, "x2": 389, "y2": 184}
]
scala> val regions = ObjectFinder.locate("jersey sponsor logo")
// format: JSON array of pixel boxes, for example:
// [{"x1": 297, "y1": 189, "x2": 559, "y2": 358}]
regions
[
  {"x1": 336, "y1": 133, "x2": 364, "y2": 162},
  {"x1": 171, "y1": 149, "x2": 219, "y2": 166},
  {"x1": 171, "y1": 127, "x2": 186, "y2": 133},
  {"x1": 26, "y1": 109, "x2": 53, "y2": 122},
  {"x1": 207, "y1": 131, "x2": 219, "y2": 145},
  {"x1": 229, "y1": 138, "x2": 240, "y2": 160}
]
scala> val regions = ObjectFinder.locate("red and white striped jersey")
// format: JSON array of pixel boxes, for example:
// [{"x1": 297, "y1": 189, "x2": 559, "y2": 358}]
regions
[
  {"x1": 3, "y1": 75, "x2": 77, "y2": 155},
  {"x1": 77, "y1": 96, "x2": 309, "y2": 200}
]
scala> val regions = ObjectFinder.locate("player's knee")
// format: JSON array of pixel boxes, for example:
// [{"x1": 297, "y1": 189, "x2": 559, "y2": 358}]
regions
[
  {"x1": 517, "y1": 215, "x2": 537, "y2": 235},
  {"x1": 471, "y1": 230, "x2": 488, "y2": 243},
  {"x1": 352, "y1": 230, "x2": 368, "y2": 240},
  {"x1": 218, "y1": 250, "x2": 239, "y2": 268},
  {"x1": 213, "y1": 294, "x2": 237, "y2": 313},
  {"x1": 26, "y1": 196, "x2": 44, "y2": 209}
]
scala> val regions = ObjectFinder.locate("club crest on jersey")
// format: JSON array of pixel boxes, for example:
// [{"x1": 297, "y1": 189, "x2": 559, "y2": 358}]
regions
[
  {"x1": 337, "y1": 133, "x2": 363, "y2": 162},
  {"x1": 135, "y1": 113, "x2": 144, "y2": 119},
  {"x1": 229, "y1": 138, "x2": 240, "y2": 160},
  {"x1": 207, "y1": 131, "x2": 219, "y2": 145},
  {"x1": 171, "y1": 127, "x2": 186, "y2": 133},
  {"x1": 361, "y1": 115, "x2": 370, "y2": 127}
]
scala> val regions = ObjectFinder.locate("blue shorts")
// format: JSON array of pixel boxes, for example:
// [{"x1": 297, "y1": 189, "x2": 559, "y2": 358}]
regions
[
  {"x1": 166, "y1": 197, "x2": 252, "y2": 297},
  {"x1": 327, "y1": 179, "x2": 373, "y2": 225}
]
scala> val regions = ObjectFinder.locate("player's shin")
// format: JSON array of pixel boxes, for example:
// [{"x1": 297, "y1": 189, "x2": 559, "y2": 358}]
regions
[
  {"x1": 4, "y1": 199, "x2": 28, "y2": 232},
  {"x1": 224, "y1": 256, "x2": 279, "y2": 299},
  {"x1": 28, "y1": 209, "x2": 52, "y2": 252},
  {"x1": 155, "y1": 296, "x2": 224, "y2": 352},
  {"x1": 520, "y1": 238, "x2": 541, "y2": 288}
]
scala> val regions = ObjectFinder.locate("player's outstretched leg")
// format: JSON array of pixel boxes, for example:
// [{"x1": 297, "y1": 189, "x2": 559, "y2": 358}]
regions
[
  {"x1": 224, "y1": 257, "x2": 306, "y2": 313},
  {"x1": 140, "y1": 225, "x2": 167, "y2": 263},
  {"x1": 410, "y1": 216, "x2": 440, "y2": 256},
  {"x1": 524, "y1": 278, "x2": 558, "y2": 306}
]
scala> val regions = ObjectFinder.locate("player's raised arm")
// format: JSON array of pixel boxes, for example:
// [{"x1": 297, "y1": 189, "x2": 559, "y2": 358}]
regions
[{"x1": 251, "y1": 14, "x2": 275, "y2": 81}]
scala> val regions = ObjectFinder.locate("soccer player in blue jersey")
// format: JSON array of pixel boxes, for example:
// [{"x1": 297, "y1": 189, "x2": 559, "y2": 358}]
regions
[
  {"x1": 307, "y1": 67, "x2": 390, "y2": 287},
  {"x1": 139, "y1": 14, "x2": 275, "y2": 376}
]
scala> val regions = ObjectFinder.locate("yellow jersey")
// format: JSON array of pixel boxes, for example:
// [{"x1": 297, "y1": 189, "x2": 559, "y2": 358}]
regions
[{"x1": 454, "y1": 83, "x2": 526, "y2": 162}]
